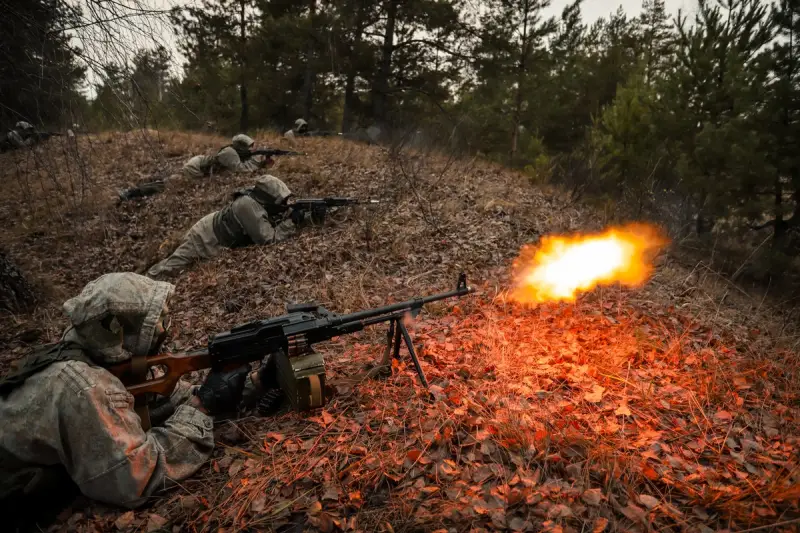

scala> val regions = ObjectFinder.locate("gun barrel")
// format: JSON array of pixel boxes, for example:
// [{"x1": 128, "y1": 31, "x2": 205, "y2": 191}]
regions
[{"x1": 331, "y1": 275, "x2": 473, "y2": 328}]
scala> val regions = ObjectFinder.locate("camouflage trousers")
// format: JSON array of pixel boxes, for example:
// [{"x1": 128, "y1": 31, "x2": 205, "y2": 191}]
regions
[{"x1": 147, "y1": 213, "x2": 222, "y2": 278}]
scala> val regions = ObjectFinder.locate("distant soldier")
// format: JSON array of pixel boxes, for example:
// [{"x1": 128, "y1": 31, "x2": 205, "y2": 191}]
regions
[
  {"x1": 146, "y1": 175, "x2": 306, "y2": 278},
  {"x1": 1, "y1": 122, "x2": 41, "y2": 152},
  {"x1": 284, "y1": 118, "x2": 309, "y2": 140},
  {"x1": 182, "y1": 134, "x2": 270, "y2": 178},
  {"x1": 118, "y1": 134, "x2": 273, "y2": 203}
]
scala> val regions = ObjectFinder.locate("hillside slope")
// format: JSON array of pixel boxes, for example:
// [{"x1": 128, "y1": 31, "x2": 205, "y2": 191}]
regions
[{"x1": 0, "y1": 132, "x2": 797, "y2": 532}]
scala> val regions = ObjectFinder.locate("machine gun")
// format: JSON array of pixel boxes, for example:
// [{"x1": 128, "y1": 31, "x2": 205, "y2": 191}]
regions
[{"x1": 108, "y1": 274, "x2": 474, "y2": 413}]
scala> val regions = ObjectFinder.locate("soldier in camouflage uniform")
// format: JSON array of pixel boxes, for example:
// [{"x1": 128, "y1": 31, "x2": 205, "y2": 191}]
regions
[
  {"x1": 0, "y1": 273, "x2": 272, "y2": 529},
  {"x1": 146, "y1": 175, "x2": 301, "y2": 278},
  {"x1": 284, "y1": 118, "x2": 309, "y2": 140},
  {"x1": 182, "y1": 133, "x2": 269, "y2": 178},
  {"x1": 117, "y1": 134, "x2": 271, "y2": 202},
  {"x1": 0, "y1": 121, "x2": 35, "y2": 152}
]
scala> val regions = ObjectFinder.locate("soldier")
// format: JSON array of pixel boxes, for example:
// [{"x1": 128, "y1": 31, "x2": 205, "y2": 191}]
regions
[
  {"x1": 284, "y1": 118, "x2": 309, "y2": 140},
  {"x1": 146, "y1": 175, "x2": 303, "y2": 278},
  {"x1": 118, "y1": 134, "x2": 272, "y2": 202},
  {"x1": 1, "y1": 121, "x2": 36, "y2": 152},
  {"x1": 0, "y1": 273, "x2": 277, "y2": 530},
  {"x1": 182, "y1": 133, "x2": 270, "y2": 178}
]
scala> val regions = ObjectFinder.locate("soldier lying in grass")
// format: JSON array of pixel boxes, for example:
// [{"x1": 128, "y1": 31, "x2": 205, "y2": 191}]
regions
[{"x1": 146, "y1": 175, "x2": 308, "y2": 278}]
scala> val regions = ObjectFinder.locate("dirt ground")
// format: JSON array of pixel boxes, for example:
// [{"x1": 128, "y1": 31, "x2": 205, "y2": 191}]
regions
[{"x1": 0, "y1": 131, "x2": 797, "y2": 532}]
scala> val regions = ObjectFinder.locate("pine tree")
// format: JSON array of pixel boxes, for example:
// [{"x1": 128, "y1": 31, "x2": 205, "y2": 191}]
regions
[{"x1": 0, "y1": 0, "x2": 84, "y2": 126}]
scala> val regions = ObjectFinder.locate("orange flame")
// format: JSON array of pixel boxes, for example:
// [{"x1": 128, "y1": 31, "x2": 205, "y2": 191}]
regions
[{"x1": 511, "y1": 223, "x2": 669, "y2": 304}]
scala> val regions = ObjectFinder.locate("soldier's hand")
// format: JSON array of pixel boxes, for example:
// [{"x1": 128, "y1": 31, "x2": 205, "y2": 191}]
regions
[
  {"x1": 195, "y1": 366, "x2": 250, "y2": 415},
  {"x1": 290, "y1": 207, "x2": 306, "y2": 226}
]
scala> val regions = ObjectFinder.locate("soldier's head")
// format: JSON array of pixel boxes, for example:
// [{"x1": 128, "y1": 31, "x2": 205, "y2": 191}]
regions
[
  {"x1": 294, "y1": 118, "x2": 308, "y2": 134},
  {"x1": 250, "y1": 175, "x2": 293, "y2": 207},
  {"x1": 231, "y1": 134, "x2": 255, "y2": 152},
  {"x1": 62, "y1": 273, "x2": 175, "y2": 363}
]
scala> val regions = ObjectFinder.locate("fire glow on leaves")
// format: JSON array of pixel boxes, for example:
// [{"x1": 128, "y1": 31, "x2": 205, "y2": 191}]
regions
[{"x1": 511, "y1": 223, "x2": 668, "y2": 303}]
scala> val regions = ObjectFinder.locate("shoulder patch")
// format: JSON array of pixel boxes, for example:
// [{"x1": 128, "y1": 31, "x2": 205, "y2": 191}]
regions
[{"x1": 57, "y1": 360, "x2": 98, "y2": 394}]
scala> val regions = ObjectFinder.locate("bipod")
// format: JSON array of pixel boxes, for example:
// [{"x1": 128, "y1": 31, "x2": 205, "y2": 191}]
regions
[{"x1": 379, "y1": 317, "x2": 434, "y2": 400}]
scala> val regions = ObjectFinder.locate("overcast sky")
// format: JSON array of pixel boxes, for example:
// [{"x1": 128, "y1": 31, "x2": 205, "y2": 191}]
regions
[
  {"x1": 77, "y1": 0, "x2": 697, "y2": 93},
  {"x1": 544, "y1": 0, "x2": 693, "y2": 23}
]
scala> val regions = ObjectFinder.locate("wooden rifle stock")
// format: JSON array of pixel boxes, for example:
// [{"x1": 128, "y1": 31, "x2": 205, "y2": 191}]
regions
[{"x1": 107, "y1": 349, "x2": 213, "y2": 397}]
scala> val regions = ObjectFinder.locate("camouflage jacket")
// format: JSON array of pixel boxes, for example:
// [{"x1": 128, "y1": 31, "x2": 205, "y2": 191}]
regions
[
  {"x1": 183, "y1": 135, "x2": 263, "y2": 178},
  {"x1": 0, "y1": 273, "x2": 214, "y2": 508}
]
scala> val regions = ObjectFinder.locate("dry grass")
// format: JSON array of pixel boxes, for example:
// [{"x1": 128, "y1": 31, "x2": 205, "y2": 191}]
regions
[{"x1": 0, "y1": 132, "x2": 797, "y2": 532}]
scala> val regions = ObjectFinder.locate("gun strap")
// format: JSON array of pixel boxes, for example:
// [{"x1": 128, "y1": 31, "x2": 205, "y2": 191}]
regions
[{"x1": 130, "y1": 354, "x2": 151, "y2": 431}]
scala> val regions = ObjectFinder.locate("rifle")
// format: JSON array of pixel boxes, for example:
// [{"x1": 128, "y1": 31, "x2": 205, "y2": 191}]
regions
[
  {"x1": 248, "y1": 148, "x2": 305, "y2": 158},
  {"x1": 117, "y1": 180, "x2": 166, "y2": 203},
  {"x1": 30, "y1": 131, "x2": 63, "y2": 142},
  {"x1": 267, "y1": 197, "x2": 380, "y2": 223},
  {"x1": 107, "y1": 274, "x2": 474, "y2": 412}
]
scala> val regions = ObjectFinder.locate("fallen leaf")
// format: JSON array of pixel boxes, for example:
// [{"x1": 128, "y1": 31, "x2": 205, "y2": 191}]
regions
[
  {"x1": 407, "y1": 449, "x2": 422, "y2": 462},
  {"x1": 638, "y1": 494, "x2": 659, "y2": 509},
  {"x1": 548, "y1": 504, "x2": 573, "y2": 518},
  {"x1": 713, "y1": 410, "x2": 733, "y2": 421},
  {"x1": 250, "y1": 492, "x2": 267, "y2": 513},
  {"x1": 584, "y1": 384, "x2": 605, "y2": 403},
  {"x1": 227, "y1": 459, "x2": 244, "y2": 477},
  {"x1": 307, "y1": 501, "x2": 322, "y2": 515},
  {"x1": 621, "y1": 503, "x2": 647, "y2": 524},
  {"x1": 115, "y1": 511, "x2": 135, "y2": 530},
  {"x1": 508, "y1": 517, "x2": 529, "y2": 531},
  {"x1": 322, "y1": 484, "x2": 340, "y2": 501},
  {"x1": 146, "y1": 513, "x2": 167, "y2": 532},
  {"x1": 592, "y1": 517, "x2": 609, "y2": 533},
  {"x1": 581, "y1": 488, "x2": 604, "y2": 506},
  {"x1": 615, "y1": 402, "x2": 632, "y2": 416}
]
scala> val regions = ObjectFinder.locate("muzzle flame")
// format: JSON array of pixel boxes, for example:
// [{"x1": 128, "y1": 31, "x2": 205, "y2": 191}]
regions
[{"x1": 511, "y1": 223, "x2": 668, "y2": 304}]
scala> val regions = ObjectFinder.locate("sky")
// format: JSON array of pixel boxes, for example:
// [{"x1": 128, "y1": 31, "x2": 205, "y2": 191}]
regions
[
  {"x1": 76, "y1": 0, "x2": 697, "y2": 94},
  {"x1": 544, "y1": 0, "x2": 693, "y2": 24}
]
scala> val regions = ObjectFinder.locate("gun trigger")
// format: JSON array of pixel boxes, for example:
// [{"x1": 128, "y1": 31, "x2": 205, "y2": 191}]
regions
[{"x1": 409, "y1": 308, "x2": 422, "y2": 319}]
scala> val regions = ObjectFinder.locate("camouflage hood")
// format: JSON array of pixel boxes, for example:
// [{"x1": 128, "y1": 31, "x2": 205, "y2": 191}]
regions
[
  {"x1": 61, "y1": 273, "x2": 175, "y2": 363},
  {"x1": 231, "y1": 134, "x2": 255, "y2": 152},
  {"x1": 252, "y1": 175, "x2": 292, "y2": 206}
]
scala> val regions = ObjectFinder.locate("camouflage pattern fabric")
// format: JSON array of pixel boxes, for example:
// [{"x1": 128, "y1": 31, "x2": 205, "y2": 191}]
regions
[
  {"x1": 147, "y1": 176, "x2": 297, "y2": 278},
  {"x1": 0, "y1": 273, "x2": 214, "y2": 508},
  {"x1": 182, "y1": 134, "x2": 263, "y2": 178}
]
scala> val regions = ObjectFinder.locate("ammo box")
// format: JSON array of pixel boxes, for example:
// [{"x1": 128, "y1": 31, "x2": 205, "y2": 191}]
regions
[{"x1": 274, "y1": 349, "x2": 326, "y2": 412}]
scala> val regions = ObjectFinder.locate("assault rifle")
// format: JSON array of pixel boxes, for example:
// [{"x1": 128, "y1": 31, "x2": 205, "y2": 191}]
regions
[
  {"x1": 30, "y1": 131, "x2": 63, "y2": 142},
  {"x1": 107, "y1": 274, "x2": 473, "y2": 413},
  {"x1": 267, "y1": 197, "x2": 380, "y2": 224},
  {"x1": 248, "y1": 148, "x2": 305, "y2": 158}
]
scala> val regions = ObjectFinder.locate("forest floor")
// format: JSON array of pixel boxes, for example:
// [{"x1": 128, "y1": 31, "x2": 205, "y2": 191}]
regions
[{"x1": 0, "y1": 131, "x2": 797, "y2": 533}]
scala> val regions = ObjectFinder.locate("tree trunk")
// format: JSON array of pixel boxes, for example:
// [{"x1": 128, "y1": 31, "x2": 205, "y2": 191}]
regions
[
  {"x1": 342, "y1": 72, "x2": 358, "y2": 133},
  {"x1": 510, "y1": 0, "x2": 530, "y2": 166},
  {"x1": 302, "y1": 0, "x2": 317, "y2": 121},
  {"x1": 341, "y1": 5, "x2": 366, "y2": 134},
  {"x1": 0, "y1": 251, "x2": 36, "y2": 313},
  {"x1": 239, "y1": 0, "x2": 249, "y2": 132},
  {"x1": 372, "y1": 0, "x2": 397, "y2": 126}
]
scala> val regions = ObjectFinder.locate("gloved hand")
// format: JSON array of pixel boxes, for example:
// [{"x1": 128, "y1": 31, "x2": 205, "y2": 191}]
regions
[
  {"x1": 194, "y1": 366, "x2": 250, "y2": 415},
  {"x1": 311, "y1": 205, "x2": 327, "y2": 225},
  {"x1": 290, "y1": 206, "x2": 306, "y2": 226}
]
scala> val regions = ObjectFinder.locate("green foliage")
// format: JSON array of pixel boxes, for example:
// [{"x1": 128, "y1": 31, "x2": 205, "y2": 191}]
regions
[
  {"x1": 0, "y1": 0, "x2": 85, "y2": 126},
  {"x1": 63, "y1": 0, "x2": 800, "y2": 265}
]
